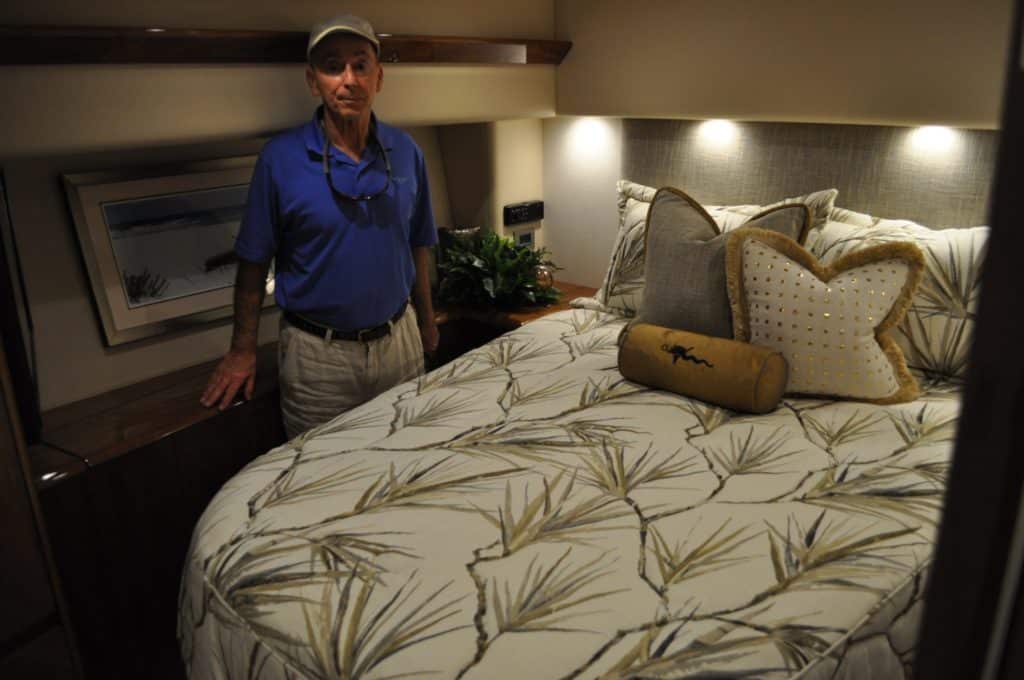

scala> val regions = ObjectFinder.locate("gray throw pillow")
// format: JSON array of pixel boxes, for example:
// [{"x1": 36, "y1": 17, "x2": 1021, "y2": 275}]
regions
[
  {"x1": 746, "y1": 204, "x2": 813, "y2": 244},
  {"x1": 636, "y1": 187, "x2": 810, "y2": 338}
]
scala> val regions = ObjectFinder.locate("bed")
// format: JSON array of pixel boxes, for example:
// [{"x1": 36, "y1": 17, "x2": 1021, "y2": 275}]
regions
[{"x1": 178, "y1": 185, "x2": 980, "y2": 679}]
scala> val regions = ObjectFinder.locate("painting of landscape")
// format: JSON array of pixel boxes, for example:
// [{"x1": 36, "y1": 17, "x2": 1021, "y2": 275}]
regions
[{"x1": 102, "y1": 184, "x2": 248, "y2": 308}]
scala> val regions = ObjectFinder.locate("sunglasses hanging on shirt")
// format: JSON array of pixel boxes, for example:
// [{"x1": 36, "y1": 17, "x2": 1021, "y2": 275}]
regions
[{"x1": 319, "y1": 118, "x2": 392, "y2": 201}]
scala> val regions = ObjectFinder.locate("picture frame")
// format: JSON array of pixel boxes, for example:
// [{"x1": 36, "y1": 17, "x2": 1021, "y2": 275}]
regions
[{"x1": 63, "y1": 156, "x2": 273, "y2": 346}]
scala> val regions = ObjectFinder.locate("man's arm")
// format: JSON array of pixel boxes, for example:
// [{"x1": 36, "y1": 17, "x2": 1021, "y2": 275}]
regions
[
  {"x1": 411, "y1": 246, "x2": 438, "y2": 353},
  {"x1": 200, "y1": 259, "x2": 271, "y2": 410}
]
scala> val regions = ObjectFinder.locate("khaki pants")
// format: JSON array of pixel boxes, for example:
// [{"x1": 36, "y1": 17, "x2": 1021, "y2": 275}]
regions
[{"x1": 278, "y1": 305, "x2": 424, "y2": 439}]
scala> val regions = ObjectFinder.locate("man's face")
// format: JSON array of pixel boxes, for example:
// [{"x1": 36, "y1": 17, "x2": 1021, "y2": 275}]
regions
[{"x1": 306, "y1": 34, "x2": 383, "y2": 121}]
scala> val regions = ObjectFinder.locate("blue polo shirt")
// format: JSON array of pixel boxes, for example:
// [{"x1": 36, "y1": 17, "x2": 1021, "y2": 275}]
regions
[{"x1": 235, "y1": 108, "x2": 437, "y2": 330}]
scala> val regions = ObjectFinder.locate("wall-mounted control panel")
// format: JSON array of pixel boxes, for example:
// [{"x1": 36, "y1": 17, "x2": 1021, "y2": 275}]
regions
[{"x1": 503, "y1": 200, "x2": 544, "y2": 226}]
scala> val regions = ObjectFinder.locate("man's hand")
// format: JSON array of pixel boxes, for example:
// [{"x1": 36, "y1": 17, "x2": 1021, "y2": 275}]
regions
[
  {"x1": 201, "y1": 258, "x2": 269, "y2": 410},
  {"x1": 419, "y1": 319, "x2": 440, "y2": 353},
  {"x1": 200, "y1": 349, "x2": 257, "y2": 410},
  {"x1": 411, "y1": 246, "x2": 438, "y2": 354}
]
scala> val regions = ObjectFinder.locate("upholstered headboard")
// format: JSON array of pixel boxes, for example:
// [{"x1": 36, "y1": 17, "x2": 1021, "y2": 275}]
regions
[{"x1": 621, "y1": 119, "x2": 998, "y2": 228}]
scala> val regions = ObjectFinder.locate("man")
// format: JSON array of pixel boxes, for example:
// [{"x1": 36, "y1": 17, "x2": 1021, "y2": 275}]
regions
[{"x1": 200, "y1": 14, "x2": 439, "y2": 438}]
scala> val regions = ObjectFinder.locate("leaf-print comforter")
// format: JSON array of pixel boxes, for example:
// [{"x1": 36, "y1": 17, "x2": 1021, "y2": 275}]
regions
[{"x1": 179, "y1": 309, "x2": 957, "y2": 679}]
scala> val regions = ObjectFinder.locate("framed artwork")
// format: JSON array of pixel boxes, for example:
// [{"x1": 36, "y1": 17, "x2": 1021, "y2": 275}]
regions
[{"x1": 63, "y1": 156, "x2": 273, "y2": 346}]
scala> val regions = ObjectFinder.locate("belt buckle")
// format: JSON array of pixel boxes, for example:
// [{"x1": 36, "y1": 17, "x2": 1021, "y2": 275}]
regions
[{"x1": 357, "y1": 326, "x2": 374, "y2": 342}]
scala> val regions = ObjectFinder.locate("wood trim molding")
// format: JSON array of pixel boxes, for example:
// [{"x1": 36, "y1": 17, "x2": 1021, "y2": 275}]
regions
[
  {"x1": 33, "y1": 342, "x2": 281, "y2": 477},
  {"x1": 0, "y1": 26, "x2": 571, "y2": 65}
]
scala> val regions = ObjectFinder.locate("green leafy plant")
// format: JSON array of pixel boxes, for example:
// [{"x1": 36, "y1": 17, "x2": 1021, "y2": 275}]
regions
[{"x1": 436, "y1": 230, "x2": 561, "y2": 308}]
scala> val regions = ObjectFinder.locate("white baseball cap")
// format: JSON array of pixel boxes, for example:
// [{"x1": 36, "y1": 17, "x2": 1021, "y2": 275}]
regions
[{"x1": 307, "y1": 14, "x2": 380, "y2": 59}]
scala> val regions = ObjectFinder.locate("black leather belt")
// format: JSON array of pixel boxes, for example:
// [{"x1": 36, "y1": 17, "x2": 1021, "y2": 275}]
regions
[{"x1": 283, "y1": 301, "x2": 408, "y2": 342}]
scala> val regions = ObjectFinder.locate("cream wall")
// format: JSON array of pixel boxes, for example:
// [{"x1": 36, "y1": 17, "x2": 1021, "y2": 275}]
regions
[
  {"x1": 5, "y1": 139, "x2": 272, "y2": 411},
  {"x1": 438, "y1": 124, "x2": 493, "y2": 230},
  {"x1": 438, "y1": 119, "x2": 546, "y2": 245},
  {"x1": 542, "y1": 0, "x2": 1013, "y2": 286},
  {"x1": 492, "y1": 119, "x2": 545, "y2": 247},
  {"x1": 0, "y1": 65, "x2": 556, "y2": 158},
  {"x1": 406, "y1": 127, "x2": 453, "y2": 229},
  {"x1": 555, "y1": 0, "x2": 1012, "y2": 129},
  {"x1": 541, "y1": 117, "x2": 623, "y2": 288},
  {"x1": 0, "y1": 0, "x2": 557, "y2": 158}
]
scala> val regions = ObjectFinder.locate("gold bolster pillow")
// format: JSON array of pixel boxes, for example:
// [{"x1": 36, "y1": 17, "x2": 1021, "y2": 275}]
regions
[{"x1": 618, "y1": 323, "x2": 789, "y2": 414}]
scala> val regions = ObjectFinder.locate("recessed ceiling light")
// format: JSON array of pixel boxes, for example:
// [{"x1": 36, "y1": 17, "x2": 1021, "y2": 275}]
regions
[
  {"x1": 909, "y1": 126, "x2": 957, "y2": 154},
  {"x1": 568, "y1": 117, "x2": 614, "y2": 160},
  {"x1": 697, "y1": 119, "x2": 739, "y2": 147}
]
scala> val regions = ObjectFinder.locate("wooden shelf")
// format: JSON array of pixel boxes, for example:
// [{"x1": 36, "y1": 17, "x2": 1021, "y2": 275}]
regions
[
  {"x1": 0, "y1": 26, "x2": 571, "y2": 65},
  {"x1": 435, "y1": 281, "x2": 597, "y2": 330},
  {"x1": 28, "y1": 342, "x2": 280, "y2": 495},
  {"x1": 431, "y1": 282, "x2": 597, "y2": 369}
]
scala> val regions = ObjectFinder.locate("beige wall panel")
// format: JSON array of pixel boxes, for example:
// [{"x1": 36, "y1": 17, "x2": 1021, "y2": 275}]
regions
[
  {"x1": 0, "y1": 0, "x2": 555, "y2": 37},
  {"x1": 376, "y1": 66, "x2": 556, "y2": 126},
  {"x1": 541, "y1": 117, "x2": 623, "y2": 288},
  {"x1": 5, "y1": 145, "x2": 278, "y2": 411},
  {"x1": 405, "y1": 126, "x2": 453, "y2": 229},
  {"x1": 0, "y1": 65, "x2": 311, "y2": 158},
  {"x1": 0, "y1": 65, "x2": 556, "y2": 159},
  {"x1": 555, "y1": 0, "x2": 1012, "y2": 128},
  {"x1": 438, "y1": 119, "x2": 546, "y2": 241},
  {"x1": 492, "y1": 119, "x2": 545, "y2": 246},
  {"x1": 438, "y1": 124, "x2": 494, "y2": 229}
]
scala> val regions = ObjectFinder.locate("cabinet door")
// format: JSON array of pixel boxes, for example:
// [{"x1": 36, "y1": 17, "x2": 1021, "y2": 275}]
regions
[
  {"x1": 0, "y1": 625, "x2": 76, "y2": 679},
  {"x1": 0, "y1": 359, "x2": 55, "y2": 642},
  {"x1": 0, "y1": 340, "x2": 77, "y2": 678}
]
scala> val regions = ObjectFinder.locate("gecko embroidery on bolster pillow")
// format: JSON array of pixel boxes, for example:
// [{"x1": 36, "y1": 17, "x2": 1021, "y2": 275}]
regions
[
  {"x1": 661, "y1": 343, "x2": 714, "y2": 367},
  {"x1": 619, "y1": 323, "x2": 788, "y2": 414}
]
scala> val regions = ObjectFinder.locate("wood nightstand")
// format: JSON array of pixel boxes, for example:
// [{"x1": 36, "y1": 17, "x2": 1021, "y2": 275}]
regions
[{"x1": 430, "y1": 281, "x2": 597, "y2": 368}]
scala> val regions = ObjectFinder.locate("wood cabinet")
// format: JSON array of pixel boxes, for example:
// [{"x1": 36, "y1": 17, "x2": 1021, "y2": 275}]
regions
[
  {"x1": 30, "y1": 344, "x2": 284, "y2": 680},
  {"x1": 0, "y1": 625, "x2": 77, "y2": 679}
]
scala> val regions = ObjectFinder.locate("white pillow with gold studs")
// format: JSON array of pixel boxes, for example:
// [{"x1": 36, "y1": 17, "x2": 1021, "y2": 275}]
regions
[
  {"x1": 808, "y1": 208, "x2": 988, "y2": 384},
  {"x1": 725, "y1": 228, "x2": 925, "y2": 403}
]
